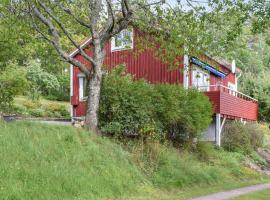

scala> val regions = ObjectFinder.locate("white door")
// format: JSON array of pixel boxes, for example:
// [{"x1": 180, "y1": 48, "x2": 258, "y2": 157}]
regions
[{"x1": 192, "y1": 67, "x2": 210, "y2": 91}]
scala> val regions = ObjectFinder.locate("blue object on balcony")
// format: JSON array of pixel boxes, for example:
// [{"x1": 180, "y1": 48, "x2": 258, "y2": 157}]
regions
[{"x1": 190, "y1": 57, "x2": 226, "y2": 78}]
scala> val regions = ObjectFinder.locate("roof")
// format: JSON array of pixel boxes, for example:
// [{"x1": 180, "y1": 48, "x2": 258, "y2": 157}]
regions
[
  {"x1": 69, "y1": 38, "x2": 92, "y2": 57},
  {"x1": 209, "y1": 55, "x2": 241, "y2": 73}
]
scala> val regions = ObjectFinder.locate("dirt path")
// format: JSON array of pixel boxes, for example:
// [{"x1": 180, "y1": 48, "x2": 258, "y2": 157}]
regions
[{"x1": 190, "y1": 183, "x2": 270, "y2": 200}]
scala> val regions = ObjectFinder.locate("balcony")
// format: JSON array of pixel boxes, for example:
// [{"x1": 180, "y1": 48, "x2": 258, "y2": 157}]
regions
[{"x1": 199, "y1": 85, "x2": 258, "y2": 121}]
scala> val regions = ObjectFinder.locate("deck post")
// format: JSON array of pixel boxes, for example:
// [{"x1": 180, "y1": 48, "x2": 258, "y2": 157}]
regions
[
  {"x1": 216, "y1": 113, "x2": 221, "y2": 146},
  {"x1": 215, "y1": 114, "x2": 227, "y2": 146}
]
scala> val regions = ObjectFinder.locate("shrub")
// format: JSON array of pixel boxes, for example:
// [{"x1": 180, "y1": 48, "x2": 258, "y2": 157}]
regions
[
  {"x1": 29, "y1": 109, "x2": 45, "y2": 117},
  {"x1": 196, "y1": 142, "x2": 217, "y2": 161},
  {"x1": 222, "y1": 122, "x2": 265, "y2": 154},
  {"x1": 222, "y1": 121, "x2": 252, "y2": 154},
  {"x1": 99, "y1": 66, "x2": 158, "y2": 138},
  {"x1": 46, "y1": 73, "x2": 70, "y2": 101},
  {"x1": 26, "y1": 60, "x2": 60, "y2": 101},
  {"x1": 44, "y1": 103, "x2": 70, "y2": 118},
  {"x1": 0, "y1": 62, "x2": 28, "y2": 114},
  {"x1": 245, "y1": 123, "x2": 265, "y2": 149},
  {"x1": 22, "y1": 100, "x2": 41, "y2": 109},
  {"x1": 99, "y1": 66, "x2": 212, "y2": 143}
]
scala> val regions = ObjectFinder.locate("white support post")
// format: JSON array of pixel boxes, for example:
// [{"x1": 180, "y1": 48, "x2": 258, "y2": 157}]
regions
[
  {"x1": 70, "y1": 64, "x2": 74, "y2": 120},
  {"x1": 216, "y1": 113, "x2": 221, "y2": 146},
  {"x1": 183, "y1": 54, "x2": 189, "y2": 89},
  {"x1": 215, "y1": 114, "x2": 227, "y2": 146}
]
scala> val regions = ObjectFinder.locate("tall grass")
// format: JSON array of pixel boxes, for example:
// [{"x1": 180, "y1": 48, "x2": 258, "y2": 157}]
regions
[
  {"x1": 0, "y1": 121, "x2": 147, "y2": 200},
  {"x1": 0, "y1": 122, "x2": 264, "y2": 199}
]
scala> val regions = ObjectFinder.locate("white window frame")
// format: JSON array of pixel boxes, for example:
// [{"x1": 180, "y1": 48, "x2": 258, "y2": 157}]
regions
[
  {"x1": 111, "y1": 29, "x2": 133, "y2": 52},
  {"x1": 228, "y1": 82, "x2": 236, "y2": 96},
  {"x1": 192, "y1": 66, "x2": 210, "y2": 91},
  {"x1": 78, "y1": 73, "x2": 88, "y2": 101}
]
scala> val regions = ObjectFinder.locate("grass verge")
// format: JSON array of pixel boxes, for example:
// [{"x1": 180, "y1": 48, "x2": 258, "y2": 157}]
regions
[{"x1": 0, "y1": 121, "x2": 269, "y2": 200}]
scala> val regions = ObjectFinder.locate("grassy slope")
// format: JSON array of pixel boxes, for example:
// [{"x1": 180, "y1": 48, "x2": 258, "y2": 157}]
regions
[
  {"x1": 232, "y1": 189, "x2": 270, "y2": 200},
  {"x1": 0, "y1": 121, "x2": 269, "y2": 200},
  {"x1": 0, "y1": 121, "x2": 147, "y2": 200}
]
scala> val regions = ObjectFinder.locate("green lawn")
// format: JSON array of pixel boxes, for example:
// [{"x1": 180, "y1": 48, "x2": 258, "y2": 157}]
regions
[
  {"x1": 232, "y1": 189, "x2": 270, "y2": 200},
  {"x1": 0, "y1": 121, "x2": 269, "y2": 200}
]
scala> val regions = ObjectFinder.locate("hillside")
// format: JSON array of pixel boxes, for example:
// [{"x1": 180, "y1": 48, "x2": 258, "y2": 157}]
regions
[{"x1": 0, "y1": 121, "x2": 269, "y2": 200}]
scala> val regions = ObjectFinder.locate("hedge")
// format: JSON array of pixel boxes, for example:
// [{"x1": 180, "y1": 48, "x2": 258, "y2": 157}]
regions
[{"x1": 99, "y1": 66, "x2": 213, "y2": 143}]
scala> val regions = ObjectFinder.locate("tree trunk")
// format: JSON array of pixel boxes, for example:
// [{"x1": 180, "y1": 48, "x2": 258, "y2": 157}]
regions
[
  {"x1": 85, "y1": 71, "x2": 102, "y2": 132},
  {"x1": 85, "y1": 38, "x2": 104, "y2": 133}
]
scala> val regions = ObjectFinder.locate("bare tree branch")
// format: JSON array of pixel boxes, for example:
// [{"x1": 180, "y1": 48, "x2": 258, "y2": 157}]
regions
[
  {"x1": 104, "y1": 0, "x2": 115, "y2": 33},
  {"x1": 37, "y1": 0, "x2": 96, "y2": 67},
  {"x1": 30, "y1": 4, "x2": 90, "y2": 76}
]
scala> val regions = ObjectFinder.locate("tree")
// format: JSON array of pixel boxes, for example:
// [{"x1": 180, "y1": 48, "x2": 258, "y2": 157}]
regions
[{"x1": 9, "y1": 0, "x2": 250, "y2": 132}]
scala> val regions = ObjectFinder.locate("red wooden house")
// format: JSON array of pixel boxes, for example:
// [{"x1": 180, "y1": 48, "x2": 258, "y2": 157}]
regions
[{"x1": 69, "y1": 28, "x2": 258, "y2": 146}]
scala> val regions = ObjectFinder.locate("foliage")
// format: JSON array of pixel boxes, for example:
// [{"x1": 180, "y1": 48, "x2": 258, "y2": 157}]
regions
[
  {"x1": 13, "y1": 96, "x2": 70, "y2": 118},
  {"x1": 222, "y1": 121, "x2": 265, "y2": 154},
  {"x1": 0, "y1": 62, "x2": 28, "y2": 114},
  {"x1": 222, "y1": 28, "x2": 270, "y2": 122},
  {"x1": 99, "y1": 66, "x2": 212, "y2": 143},
  {"x1": 26, "y1": 60, "x2": 60, "y2": 101},
  {"x1": 0, "y1": 122, "x2": 266, "y2": 199},
  {"x1": 0, "y1": 121, "x2": 146, "y2": 199},
  {"x1": 99, "y1": 66, "x2": 158, "y2": 138},
  {"x1": 124, "y1": 139, "x2": 259, "y2": 189},
  {"x1": 246, "y1": 123, "x2": 265, "y2": 150},
  {"x1": 195, "y1": 142, "x2": 217, "y2": 162},
  {"x1": 46, "y1": 73, "x2": 70, "y2": 101},
  {"x1": 222, "y1": 122, "x2": 252, "y2": 154}
]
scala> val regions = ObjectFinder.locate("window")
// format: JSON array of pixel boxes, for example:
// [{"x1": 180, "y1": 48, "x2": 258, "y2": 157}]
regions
[
  {"x1": 228, "y1": 82, "x2": 236, "y2": 96},
  {"x1": 111, "y1": 29, "x2": 133, "y2": 51},
  {"x1": 78, "y1": 74, "x2": 88, "y2": 101},
  {"x1": 192, "y1": 66, "x2": 210, "y2": 91}
]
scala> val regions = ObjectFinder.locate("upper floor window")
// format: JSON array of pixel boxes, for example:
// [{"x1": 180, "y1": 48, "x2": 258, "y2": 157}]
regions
[{"x1": 111, "y1": 29, "x2": 133, "y2": 51}]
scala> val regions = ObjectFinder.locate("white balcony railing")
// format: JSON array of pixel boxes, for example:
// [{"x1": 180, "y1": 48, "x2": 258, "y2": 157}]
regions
[{"x1": 196, "y1": 84, "x2": 258, "y2": 103}]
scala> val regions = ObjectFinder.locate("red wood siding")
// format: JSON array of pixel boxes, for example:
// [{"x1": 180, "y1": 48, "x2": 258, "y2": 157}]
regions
[
  {"x1": 204, "y1": 91, "x2": 258, "y2": 121},
  {"x1": 70, "y1": 29, "x2": 257, "y2": 120},
  {"x1": 71, "y1": 30, "x2": 184, "y2": 117}
]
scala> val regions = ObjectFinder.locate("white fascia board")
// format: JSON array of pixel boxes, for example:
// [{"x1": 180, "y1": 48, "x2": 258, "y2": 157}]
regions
[{"x1": 69, "y1": 38, "x2": 92, "y2": 57}]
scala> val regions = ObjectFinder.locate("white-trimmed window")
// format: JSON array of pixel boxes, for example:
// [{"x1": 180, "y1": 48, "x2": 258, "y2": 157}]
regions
[
  {"x1": 111, "y1": 29, "x2": 133, "y2": 51},
  {"x1": 192, "y1": 66, "x2": 210, "y2": 91},
  {"x1": 228, "y1": 82, "x2": 236, "y2": 96},
  {"x1": 78, "y1": 74, "x2": 87, "y2": 101}
]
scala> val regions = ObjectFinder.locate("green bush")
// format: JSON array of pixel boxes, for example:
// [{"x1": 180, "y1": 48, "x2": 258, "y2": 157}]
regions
[
  {"x1": 29, "y1": 109, "x2": 45, "y2": 117},
  {"x1": 46, "y1": 73, "x2": 70, "y2": 101},
  {"x1": 99, "y1": 66, "x2": 158, "y2": 138},
  {"x1": 0, "y1": 62, "x2": 28, "y2": 114},
  {"x1": 99, "y1": 66, "x2": 212, "y2": 143},
  {"x1": 245, "y1": 123, "x2": 264, "y2": 149},
  {"x1": 44, "y1": 103, "x2": 70, "y2": 118},
  {"x1": 222, "y1": 121, "x2": 252, "y2": 154},
  {"x1": 196, "y1": 142, "x2": 217, "y2": 161},
  {"x1": 222, "y1": 122, "x2": 265, "y2": 154},
  {"x1": 26, "y1": 60, "x2": 60, "y2": 101}
]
